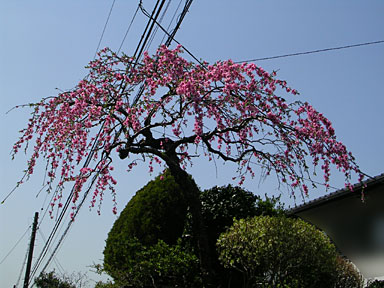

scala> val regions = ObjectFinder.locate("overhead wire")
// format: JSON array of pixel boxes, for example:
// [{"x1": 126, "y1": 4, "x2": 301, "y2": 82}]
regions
[
  {"x1": 164, "y1": 0, "x2": 192, "y2": 47},
  {"x1": 128, "y1": 0, "x2": 162, "y2": 71},
  {"x1": 26, "y1": 1, "x2": 170, "y2": 282},
  {"x1": 143, "y1": 0, "x2": 172, "y2": 54},
  {"x1": 15, "y1": 237, "x2": 30, "y2": 288},
  {"x1": 30, "y1": 0, "x2": 119, "y2": 272},
  {"x1": 38, "y1": 188, "x2": 57, "y2": 230},
  {"x1": 131, "y1": 0, "x2": 176, "y2": 105},
  {"x1": 235, "y1": 40, "x2": 384, "y2": 63},
  {"x1": 118, "y1": 0, "x2": 168, "y2": 103},
  {"x1": 30, "y1": 2, "x2": 118, "y2": 278},
  {"x1": 93, "y1": 0, "x2": 116, "y2": 59},
  {"x1": 38, "y1": 229, "x2": 65, "y2": 275},
  {"x1": 16, "y1": 1, "x2": 143, "y2": 285},
  {"x1": 138, "y1": 3, "x2": 203, "y2": 66},
  {"x1": 0, "y1": 225, "x2": 31, "y2": 265},
  {"x1": 117, "y1": 1, "x2": 141, "y2": 54},
  {"x1": 131, "y1": 0, "x2": 195, "y2": 106},
  {"x1": 28, "y1": 123, "x2": 106, "y2": 285},
  {"x1": 132, "y1": 0, "x2": 167, "y2": 69},
  {"x1": 32, "y1": 11, "x2": 381, "y2": 274},
  {"x1": 160, "y1": 0, "x2": 183, "y2": 45},
  {"x1": 31, "y1": 3, "x2": 382, "y2": 286},
  {"x1": 22, "y1": 4, "x2": 380, "y2": 285},
  {"x1": 38, "y1": 172, "x2": 101, "y2": 281}
]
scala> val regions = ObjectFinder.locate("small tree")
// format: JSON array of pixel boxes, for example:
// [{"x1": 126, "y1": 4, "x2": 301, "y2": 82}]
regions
[
  {"x1": 217, "y1": 216, "x2": 339, "y2": 287},
  {"x1": 12, "y1": 45, "x2": 363, "y2": 284}
]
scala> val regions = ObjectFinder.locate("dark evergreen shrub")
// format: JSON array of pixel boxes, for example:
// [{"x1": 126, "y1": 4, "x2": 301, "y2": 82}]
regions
[{"x1": 103, "y1": 170, "x2": 195, "y2": 286}]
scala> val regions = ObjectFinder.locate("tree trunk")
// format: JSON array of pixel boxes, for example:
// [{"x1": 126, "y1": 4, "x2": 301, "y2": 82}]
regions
[{"x1": 166, "y1": 163, "x2": 215, "y2": 287}]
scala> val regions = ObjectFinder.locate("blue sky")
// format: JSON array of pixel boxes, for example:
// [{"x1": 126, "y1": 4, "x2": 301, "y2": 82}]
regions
[{"x1": 1, "y1": 1, "x2": 384, "y2": 286}]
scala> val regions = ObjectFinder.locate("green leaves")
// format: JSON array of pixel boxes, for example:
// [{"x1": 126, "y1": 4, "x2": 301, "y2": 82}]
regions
[
  {"x1": 217, "y1": 216, "x2": 340, "y2": 288},
  {"x1": 104, "y1": 238, "x2": 201, "y2": 288},
  {"x1": 103, "y1": 171, "x2": 201, "y2": 287}
]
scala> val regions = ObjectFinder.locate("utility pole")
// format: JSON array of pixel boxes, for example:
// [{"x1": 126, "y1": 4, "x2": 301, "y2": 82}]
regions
[{"x1": 23, "y1": 212, "x2": 38, "y2": 288}]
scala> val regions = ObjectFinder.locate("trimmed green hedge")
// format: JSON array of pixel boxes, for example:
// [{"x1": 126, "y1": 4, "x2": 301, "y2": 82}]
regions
[{"x1": 103, "y1": 170, "x2": 192, "y2": 285}]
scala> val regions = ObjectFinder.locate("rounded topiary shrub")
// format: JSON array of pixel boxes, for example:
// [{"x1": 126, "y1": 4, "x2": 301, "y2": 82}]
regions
[
  {"x1": 217, "y1": 216, "x2": 339, "y2": 288},
  {"x1": 334, "y1": 256, "x2": 364, "y2": 288},
  {"x1": 107, "y1": 170, "x2": 188, "y2": 245},
  {"x1": 103, "y1": 170, "x2": 190, "y2": 280}
]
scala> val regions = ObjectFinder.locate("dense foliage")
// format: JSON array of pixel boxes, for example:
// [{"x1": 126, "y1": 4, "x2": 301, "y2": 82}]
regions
[
  {"x1": 105, "y1": 238, "x2": 200, "y2": 288},
  {"x1": 200, "y1": 185, "x2": 284, "y2": 241},
  {"x1": 35, "y1": 271, "x2": 75, "y2": 288},
  {"x1": 103, "y1": 177, "x2": 364, "y2": 288},
  {"x1": 217, "y1": 216, "x2": 339, "y2": 288},
  {"x1": 334, "y1": 256, "x2": 364, "y2": 288},
  {"x1": 105, "y1": 170, "x2": 188, "y2": 246},
  {"x1": 103, "y1": 171, "x2": 192, "y2": 283},
  {"x1": 34, "y1": 271, "x2": 88, "y2": 288},
  {"x1": 367, "y1": 280, "x2": 384, "y2": 288}
]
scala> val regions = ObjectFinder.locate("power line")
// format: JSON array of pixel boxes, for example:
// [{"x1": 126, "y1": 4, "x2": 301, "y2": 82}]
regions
[
  {"x1": 132, "y1": 0, "x2": 167, "y2": 69},
  {"x1": 28, "y1": 123, "x2": 106, "y2": 283},
  {"x1": 119, "y1": 0, "x2": 167, "y2": 102},
  {"x1": 38, "y1": 229, "x2": 65, "y2": 275},
  {"x1": 117, "y1": 1, "x2": 141, "y2": 54},
  {"x1": 93, "y1": 0, "x2": 116, "y2": 59},
  {"x1": 139, "y1": 2, "x2": 202, "y2": 66},
  {"x1": 164, "y1": 0, "x2": 193, "y2": 47},
  {"x1": 38, "y1": 173, "x2": 101, "y2": 281},
  {"x1": 160, "y1": 0, "x2": 183, "y2": 45},
  {"x1": 28, "y1": 1, "x2": 171, "y2": 281},
  {"x1": 235, "y1": 40, "x2": 384, "y2": 63},
  {"x1": 129, "y1": 0, "x2": 162, "y2": 70},
  {"x1": 143, "y1": 0, "x2": 172, "y2": 54},
  {"x1": 30, "y1": 2, "x2": 119, "y2": 273},
  {"x1": 15, "y1": 238, "x2": 30, "y2": 288},
  {"x1": 131, "y1": 0, "x2": 194, "y2": 106},
  {"x1": 0, "y1": 225, "x2": 31, "y2": 265}
]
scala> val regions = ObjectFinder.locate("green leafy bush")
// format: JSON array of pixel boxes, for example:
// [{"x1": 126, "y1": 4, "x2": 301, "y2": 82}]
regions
[
  {"x1": 35, "y1": 271, "x2": 75, "y2": 288},
  {"x1": 367, "y1": 280, "x2": 384, "y2": 288},
  {"x1": 334, "y1": 256, "x2": 364, "y2": 288},
  {"x1": 35, "y1": 271, "x2": 88, "y2": 288},
  {"x1": 104, "y1": 170, "x2": 189, "y2": 276},
  {"x1": 105, "y1": 238, "x2": 201, "y2": 287},
  {"x1": 103, "y1": 171, "x2": 199, "y2": 286},
  {"x1": 200, "y1": 185, "x2": 284, "y2": 241},
  {"x1": 105, "y1": 170, "x2": 188, "y2": 246},
  {"x1": 217, "y1": 216, "x2": 339, "y2": 288},
  {"x1": 94, "y1": 280, "x2": 118, "y2": 288}
]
